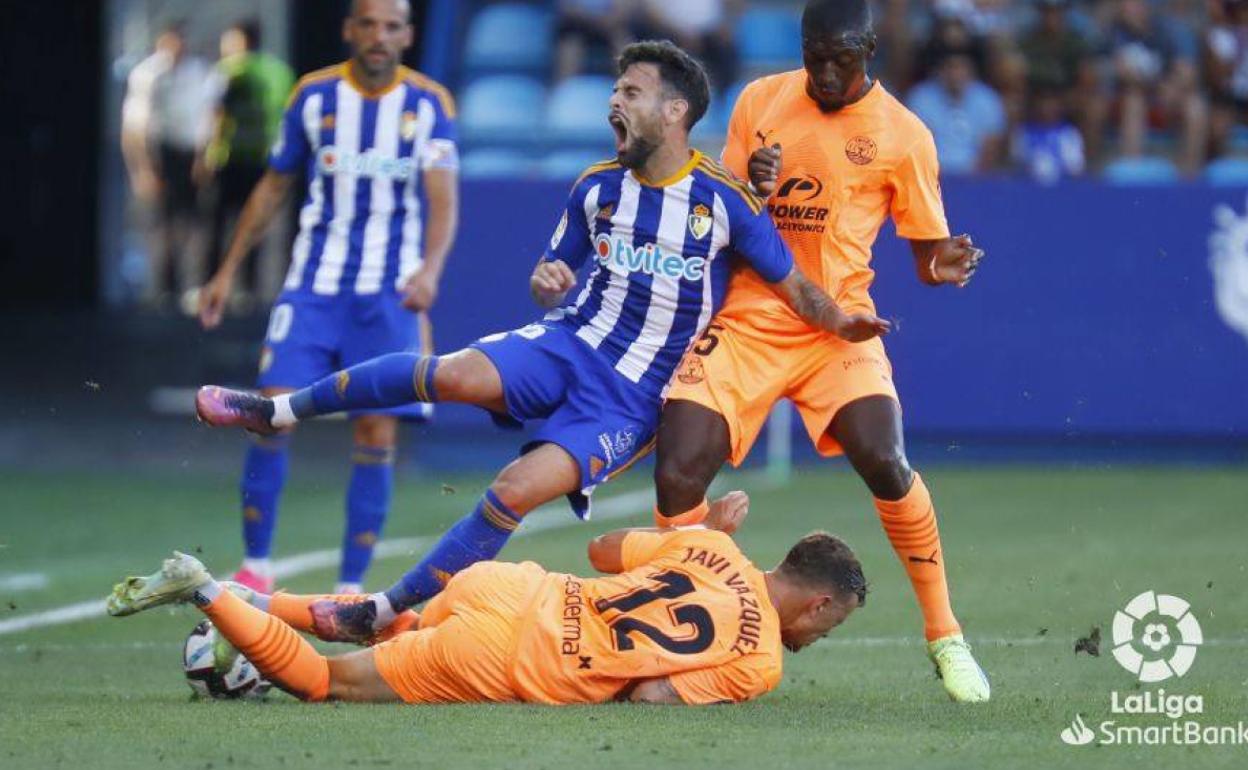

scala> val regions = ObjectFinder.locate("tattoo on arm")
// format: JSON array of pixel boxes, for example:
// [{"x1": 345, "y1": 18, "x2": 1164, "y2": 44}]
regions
[{"x1": 779, "y1": 270, "x2": 843, "y2": 333}]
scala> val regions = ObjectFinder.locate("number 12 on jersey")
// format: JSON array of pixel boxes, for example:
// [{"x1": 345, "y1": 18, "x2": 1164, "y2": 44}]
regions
[{"x1": 594, "y1": 570, "x2": 715, "y2": 654}]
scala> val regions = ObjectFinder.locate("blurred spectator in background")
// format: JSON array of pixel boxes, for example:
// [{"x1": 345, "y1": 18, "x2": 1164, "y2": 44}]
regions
[
  {"x1": 935, "y1": 0, "x2": 1020, "y2": 37},
  {"x1": 554, "y1": 0, "x2": 634, "y2": 81},
  {"x1": 1020, "y1": 0, "x2": 1106, "y2": 165},
  {"x1": 1103, "y1": 0, "x2": 1208, "y2": 173},
  {"x1": 200, "y1": 19, "x2": 294, "y2": 313},
  {"x1": 120, "y1": 22, "x2": 215, "y2": 310},
  {"x1": 907, "y1": 49, "x2": 1007, "y2": 173},
  {"x1": 1205, "y1": 0, "x2": 1248, "y2": 157},
  {"x1": 916, "y1": 12, "x2": 990, "y2": 84},
  {"x1": 631, "y1": 0, "x2": 742, "y2": 89},
  {"x1": 1014, "y1": 83, "x2": 1087, "y2": 183}
]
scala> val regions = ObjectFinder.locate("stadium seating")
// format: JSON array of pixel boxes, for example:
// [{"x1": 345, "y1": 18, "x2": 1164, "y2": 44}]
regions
[
  {"x1": 718, "y1": 78, "x2": 750, "y2": 129},
  {"x1": 459, "y1": 75, "x2": 547, "y2": 143},
  {"x1": 1102, "y1": 157, "x2": 1181, "y2": 186},
  {"x1": 461, "y1": 148, "x2": 536, "y2": 179},
  {"x1": 1204, "y1": 157, "x2": 1248, "y2": 187},
  {"x1": 463, "y1": 3, "x2": 553, "y2": 74},
  {"x1": 538, "y1": 149, "x2": 614, "y2": 180},
  {"x1": 735, "y1": 8, "x2": 801, "y2": 73},
  {"x1": 546, "y1": 76, "x2": 615, "y2": 143}
]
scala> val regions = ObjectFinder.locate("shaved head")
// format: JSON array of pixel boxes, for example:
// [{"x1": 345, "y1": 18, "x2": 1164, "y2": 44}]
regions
[
  {"x1": 350, "y1": 0, "x2": 411, "y2": 22},
  {"x1": 801, "y1": 0, "x2": 872, "y2": 43},
  {"x1": 799, "y1": 0, "x2": 876, "y2": 112},
  {"x1": 344, "y1": 0, "x2": 413, "y2": 83}
]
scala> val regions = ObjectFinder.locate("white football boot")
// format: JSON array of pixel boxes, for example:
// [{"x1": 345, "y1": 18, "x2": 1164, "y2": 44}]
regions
[{"x1": 106, "y1": 551, "x2": 212, "y2": 617}]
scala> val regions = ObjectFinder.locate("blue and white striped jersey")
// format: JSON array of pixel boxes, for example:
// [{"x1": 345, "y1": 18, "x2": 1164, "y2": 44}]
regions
[
  {"x1": 269, "y1": 63, "x2": 457, "y2": 297},
  {"x1": 544, "y1": 151, "x2": 794, "y2": 396}
]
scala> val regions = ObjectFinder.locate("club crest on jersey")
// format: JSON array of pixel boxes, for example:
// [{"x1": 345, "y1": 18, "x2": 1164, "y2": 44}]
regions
[
  {"x1": 592, "y1": 234, "x2": 707, "y2": 280},
  {"x1": 400, "y1": 111, "x2": 419, "y2": 141},
  {"x1": 688, "y1": 204, "x2": 712, "y2": 240},
  {"x1": 677, "y1": 354, "x2": 705, "y2": 384},
  {"x1": 845, "y1": 135, "x2": 878, "y2": 165}
]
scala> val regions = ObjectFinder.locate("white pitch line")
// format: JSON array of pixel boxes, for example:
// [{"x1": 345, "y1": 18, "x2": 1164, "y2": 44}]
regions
[{"x1": 0, "y1": 487, "x2": 656, "y2": 637}]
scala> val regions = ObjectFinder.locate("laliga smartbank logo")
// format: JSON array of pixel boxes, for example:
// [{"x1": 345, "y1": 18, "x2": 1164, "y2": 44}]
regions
[
  {"x1": 1111, "y1": 590, "x2": 1202, "y2": 682},
  {"x1": 1060, "y1": 591, "x2": 1247, "y2": 748}
]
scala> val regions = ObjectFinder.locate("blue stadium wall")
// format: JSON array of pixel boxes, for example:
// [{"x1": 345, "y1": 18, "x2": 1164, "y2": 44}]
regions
[{"x1": 428, "y1": 178, "x2": 1248, "y2": 441}]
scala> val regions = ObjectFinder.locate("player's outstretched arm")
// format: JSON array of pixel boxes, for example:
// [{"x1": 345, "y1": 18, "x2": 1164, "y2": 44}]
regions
[
  {"x1": 776, "y1": 268, "x2": 893, "y2": 342},
  {"x1": 587, "y1": 492, "x2": 750, "y2": 573},
  {"x1": 910, "y1": 235, "x2": 984, "y2": 288},
  {"x1": 199, "y1": 170, "x2": 296, "y2": 328},
  {"x1": 530, "y1": 259, "x2": 578, "y2": 309}
]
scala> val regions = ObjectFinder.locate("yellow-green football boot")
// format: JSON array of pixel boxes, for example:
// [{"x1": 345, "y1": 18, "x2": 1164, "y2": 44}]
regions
[{"x1": 927, "y1": 634, "x2": 990, "y2": 702}]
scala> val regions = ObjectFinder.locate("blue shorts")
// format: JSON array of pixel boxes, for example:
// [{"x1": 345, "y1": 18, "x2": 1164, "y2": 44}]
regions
[
  {"x1": 470, "y1": 322, "x2": 659, "y2": 518},
  {"x1": 257, "y1": 291, "x2": 433, "y2": 421}
]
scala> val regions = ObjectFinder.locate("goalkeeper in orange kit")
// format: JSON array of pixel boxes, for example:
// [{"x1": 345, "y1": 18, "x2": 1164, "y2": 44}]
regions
[{"x1": 107, "y1": 495, "x2": 867, "y2": 705}]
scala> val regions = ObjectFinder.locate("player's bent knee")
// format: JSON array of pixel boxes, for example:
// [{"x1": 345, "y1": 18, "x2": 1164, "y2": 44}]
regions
[
  {"x1": 654, "y1": 452, "x2": 715, "y2": 511},
  {"x1": 854, "y1": 447, "x2": 914, "y2": 500},
  {"x1": 432, "y1": 349, "x2": 502, "y2": 404},
  {"x1": 487, "y1": 473, "x2": 540, "y2": 517}
]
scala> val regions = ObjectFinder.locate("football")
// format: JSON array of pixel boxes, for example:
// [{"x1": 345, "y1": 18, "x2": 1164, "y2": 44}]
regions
[{"x1": 182, "y1": 620, "x2": 271, "y2": 700}]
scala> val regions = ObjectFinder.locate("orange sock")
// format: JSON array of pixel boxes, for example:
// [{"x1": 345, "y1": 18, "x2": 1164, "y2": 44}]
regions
[
  {"x1": 268, "y1": 591, "x2": 369, "y2": 635},
  {"x1": 655, "y1": 498, "x2": 709, "y2": 528},
  {"x1": 202, "y1": 589, "x2": 330, "y2": 701},
  {"x1": 874, "y1": 473, "x2": 961, "y2": 641}
]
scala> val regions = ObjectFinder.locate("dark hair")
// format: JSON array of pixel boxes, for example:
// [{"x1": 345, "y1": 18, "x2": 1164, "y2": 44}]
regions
[
  {"x1": 617, "y1": 40, "x2": 710, "y2": 130},
  {"x1": 779, "y1": 532, "x2": 868, "y2": 607},
  {"x1": 230, "y1": 19, "x2": 262, "y2": 51},
  {"x1": 802, "y1": 0, "x2": 873, "y2": 41}
]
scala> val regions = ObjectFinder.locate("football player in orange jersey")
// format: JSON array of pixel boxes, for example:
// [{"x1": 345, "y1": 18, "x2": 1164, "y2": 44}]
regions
[
  {"x1": 653, "y1": 0, "x2": 989, "y2": 701},
  {"x1": 107, "y1": 493, "x2": 868, "y2": 705}
]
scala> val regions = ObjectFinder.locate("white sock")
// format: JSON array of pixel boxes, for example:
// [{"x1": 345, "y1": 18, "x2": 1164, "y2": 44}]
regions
[
  {"x1": 241, "y1": 557, "x2": 272, "y2": 578},
  {"x1": 191, "y1": 579, "x2": 223, "y2": 607},
  {"x1": 369, "y1": 591, "x2": 397, "y2": 632},
  {"x1": 270, "y1": 394, "x2": 297, "y2": 428}
]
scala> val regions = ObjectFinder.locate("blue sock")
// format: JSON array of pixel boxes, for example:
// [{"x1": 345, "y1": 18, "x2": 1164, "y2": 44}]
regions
[
  {"x1": 288, "y1": 353, "x2": 439, "y2": 418},
  {"x1": 240, "y1": 435, "x2": 290, "y2": 559},
  {"x1": 339, "y1": 446, "x2": 395, "y2": 585},
  {"x1": 384, "y1": 489, "x2": 521, "y2": 610}
]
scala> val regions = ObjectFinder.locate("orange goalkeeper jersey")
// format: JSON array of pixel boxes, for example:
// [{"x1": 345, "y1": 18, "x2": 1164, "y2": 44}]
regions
[
  {"x1": 510, "y1": 529, "x2": 782, "y2": 705},
  {"x1": 720, "y1": 70, "x2": 950, "y2": 318}
]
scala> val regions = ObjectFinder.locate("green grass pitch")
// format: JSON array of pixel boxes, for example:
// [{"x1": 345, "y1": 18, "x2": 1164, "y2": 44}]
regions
[{"x1": 1, "y1": 465, "x2": 1246, "y2": 769}]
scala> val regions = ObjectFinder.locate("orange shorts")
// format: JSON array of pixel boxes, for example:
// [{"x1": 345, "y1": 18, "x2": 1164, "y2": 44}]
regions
[
  {"x1": 372, "y1": 561, "x2": 544, "y2": 703},
  {"x1": 665, "y1": 313, "x2": 897, "y2": 466}
]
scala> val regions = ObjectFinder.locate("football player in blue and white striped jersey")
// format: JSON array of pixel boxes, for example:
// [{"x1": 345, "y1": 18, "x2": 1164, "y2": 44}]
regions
[
  {"x1": 196, "y1": 40, "x2": 888, "y2": 642},
  {"x1": 197, "y1": 0, "x2": 458, "y2": 596}
]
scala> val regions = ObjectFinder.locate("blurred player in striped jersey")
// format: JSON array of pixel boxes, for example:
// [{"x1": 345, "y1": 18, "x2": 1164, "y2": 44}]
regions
[
  {"x1": 197, "y1": 40, "x2": 889, "y2": 642},
  {"x1": 197, "y1": 0, "x2": 459, "y2": 594}
]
